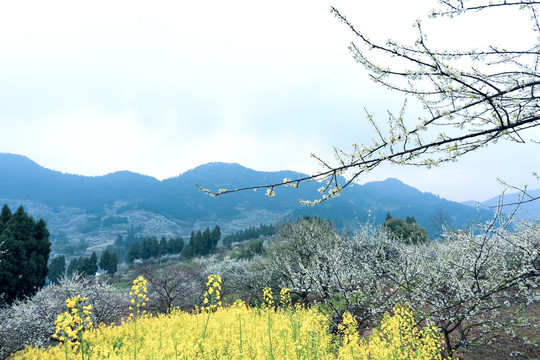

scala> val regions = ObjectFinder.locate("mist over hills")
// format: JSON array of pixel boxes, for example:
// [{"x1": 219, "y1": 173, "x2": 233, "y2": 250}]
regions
[
  {"x1": 463, "y1": 188, "x2": 540, "y2": 220},
  {"x1": 0, "y1": 153, "x2": 494, "y2": 254}
]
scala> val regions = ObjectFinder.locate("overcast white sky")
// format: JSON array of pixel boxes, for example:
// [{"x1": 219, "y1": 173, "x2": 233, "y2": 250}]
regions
[{"x1": 0, "y1": 0, "x2": 538, "y2": 202}]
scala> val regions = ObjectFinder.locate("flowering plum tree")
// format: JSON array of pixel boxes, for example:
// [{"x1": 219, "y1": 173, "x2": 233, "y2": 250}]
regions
[
  {"x1": 200, "y1": 0, "x2": 540, "y2": 204},
  {"x1": 248, "y1": 216, "x2": 539, "y2": 356},
  {"x1": 384, "y1": 211, "x2": 540, "y2": 355}
]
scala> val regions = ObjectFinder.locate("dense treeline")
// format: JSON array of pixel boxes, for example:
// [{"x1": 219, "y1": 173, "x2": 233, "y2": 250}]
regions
[
  {"x1": 59, "y1": 250, "x2": 118, "y2": 279},
  {"x1": 127, "y1": 236, "x2": 185, "y2": 263},
  {"x1": 124, "y1": 225, "x2": 221, "y2": 263},
  {"x1": 102, "y1": 216, "x2": 128, "y2": 227},
  {"x1": 222, "y1": 224, "x2": 275, "y2": 246},
  {"x1": 180, "y1": 225, "x2": 221, "y2": 259}
]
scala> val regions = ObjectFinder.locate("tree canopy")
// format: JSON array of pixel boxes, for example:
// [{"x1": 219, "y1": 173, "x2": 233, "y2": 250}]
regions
[
  {"x1": 0, "y1": 205, "x2": 51, "y2": 305},
  {"x1": 383, "y1": 213, "x2": 429, "y2": 244},
  {"x1": 48, "y1": 255, "x2": 65, "y2": 284}
]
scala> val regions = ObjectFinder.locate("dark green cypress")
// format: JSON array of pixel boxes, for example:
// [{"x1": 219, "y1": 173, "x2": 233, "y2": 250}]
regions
[
  {"x1": 99, "y1": 250, "x2": 112, "y2": 271},
  {"x1": 0, "y1": 205, "x2": 51, "y2": 305},
  {"x1": 107, "y1": 253, "x2": 118, "y2": 276},
  {"x1": 48, "y1": 255, "x2": 66, "y2": 284}
]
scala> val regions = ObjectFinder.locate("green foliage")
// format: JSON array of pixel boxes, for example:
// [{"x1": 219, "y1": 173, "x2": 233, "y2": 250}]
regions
[
  {"x1": 48, "y1": 255, "x2": 65, "y2": 284},
  {"x1": 102, "y1": 216, "x2": 128, "y2": 227},
  {"x1": 67, "y1": 257, "x2": 80, "y2": 276},
  {"x1": 182, "y1": 225, "x2": 221, "y2": 259},
  {"x1": 0, "y1": 204, "x2": 51, "y2": 305},
  {"x1": 233, "y1": 238, "x2": 265, "y2": 259},
  {"x1": 99, "y1": 250, "x2": 118, "y2": 275},
  {"x1": 126, "y1": 235, "x2": 185, "y2": 263},
  {"x1": 76, "y1": 258, "x2": 90, "y2": 276},
  {"x1": 87, "y1": 252, "x2": 98, "y2": 275},
  {"x1": 67, "y1": 252, "x2": 100, "y2": 277},
  {"x1": 107, "y1": 253, "x2": 118, "y2": 276},
  {"x1": 223, "y1": 224, "x2": 276, "y2": 246},
  {"x1": 77, "y1": 217, "x2": 101, "y2": 234},
  {"x1": 99, "y1": 250, "x2": 112, "y2": 271},
  {"x1": 384, "y1": 213, "x2": 429, "y2": 244}
]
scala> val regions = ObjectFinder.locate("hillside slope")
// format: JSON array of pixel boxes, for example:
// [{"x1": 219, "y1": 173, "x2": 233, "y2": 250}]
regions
[{"x1": 0, "y1": 153, "x2": 491, "y2": 254}]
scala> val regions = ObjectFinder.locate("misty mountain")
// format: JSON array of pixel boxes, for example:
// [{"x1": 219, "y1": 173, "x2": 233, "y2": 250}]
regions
[
  {"x1": 0, "y1": 153, "x2": 491, "y2": 254},
  {"x1": 463, "y1": 188, "x2": 540, "y2": 220}
]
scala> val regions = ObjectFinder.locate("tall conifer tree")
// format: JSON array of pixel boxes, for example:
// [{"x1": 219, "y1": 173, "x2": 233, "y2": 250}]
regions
[{"x1": 0, "y1": 205, "x2": 51, "y2": 305}]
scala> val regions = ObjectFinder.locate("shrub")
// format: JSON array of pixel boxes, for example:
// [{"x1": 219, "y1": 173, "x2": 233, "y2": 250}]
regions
[
  {"x1": 140, "y1": 263, "x2": 206, "y2": 313},
  {"x1": 0, "y1": 274, "x2": 129, "y2": 359}
]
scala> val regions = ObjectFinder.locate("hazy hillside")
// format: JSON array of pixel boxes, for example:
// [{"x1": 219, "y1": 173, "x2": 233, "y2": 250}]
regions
[
  {"x1": 463, "y1": 188, "x2": 540, "y2": 220},
  {"x1": 0, "y1": 153, "x2": 492, "y2": 255}
]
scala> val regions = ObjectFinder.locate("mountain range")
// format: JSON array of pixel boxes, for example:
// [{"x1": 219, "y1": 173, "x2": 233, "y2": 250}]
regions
[
  {"x1": 463, "y1": 189, "x2": 540, "y2": 220},
  {"x1": 0, "y1": 153, "x2": 513, "y2": 256}
]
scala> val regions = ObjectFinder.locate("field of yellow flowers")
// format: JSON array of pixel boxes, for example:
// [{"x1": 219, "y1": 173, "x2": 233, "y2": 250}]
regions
[{"x1": 11, "y1": 275, "x2": 446, "y2": 360}]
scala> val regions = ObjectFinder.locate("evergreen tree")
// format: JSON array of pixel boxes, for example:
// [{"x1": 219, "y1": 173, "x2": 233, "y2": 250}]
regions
[
  {"x1": 48, "y1": 255, "x2": 65, "y2": 284},
  {"x1": 0, "y1": 205, "x2": 51, "y2": 305},
  {"x1": 87, "y1": 252, "x2": 98, "y2": 276},
  {"x1": 192, "y1": 230, "x2": 204, "y2": 256},
  {"x1": 169, "y1": 237, "x2": 184, "y2": 254},
  {"x1": 107, "y1": 252, "x2": 118, "y2": 276},
  {"x1": 67, "y1": 257, "x2": 81, "y2": 276},
  {"x1": 150, "y1": 237, "x2": 159, "y2": 258},
  {"x1": 0, "y1": 204, "x2": 12, "y2": 234},
  {"x1": 210, "y1": 225, "x2": 221, "y2": 248},
  {"x1": 159, "y1": 236, "x2": 168, "y2": 256},
  {"x1": 99, "y1": 250, "x2": 112, "y2": 271},
  {"x1": 202, "y1": 227, "x2": 212, "y2": 255},
  {"x1": 127, "y1": 242, "x2": 140, "y2": 263},
  {"x1": 181, "y1": 243, "x2": 193, "y2": 259},
  {"x1": 114, "y1": 234, "x2": 124, "y2": 248},
  {"x1": 76, "y1": 257, "x2": 90, "y2": 275}
]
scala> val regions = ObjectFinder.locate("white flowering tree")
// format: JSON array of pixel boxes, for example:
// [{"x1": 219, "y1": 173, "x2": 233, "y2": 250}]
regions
[
  {"x1": 254, "y1": 215, "x2": 539, "y2": 357},
  {"x1": 385, "y1": 211, "x2": 540, "y2": 356},
  {"x1": 200, "y1": 0, "x2": 540, "y2": 204},
  {"x1": 263, "y1": 217, "x2": 397, "y2": 327},
  {"x1": 0, "y1": 274, "x2": 130, "y2": 359}
]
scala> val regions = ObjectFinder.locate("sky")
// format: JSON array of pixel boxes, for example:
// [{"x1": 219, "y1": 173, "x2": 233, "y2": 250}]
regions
[{"x1": 0, "y1": 0, "x2": 539, "y2": 202}]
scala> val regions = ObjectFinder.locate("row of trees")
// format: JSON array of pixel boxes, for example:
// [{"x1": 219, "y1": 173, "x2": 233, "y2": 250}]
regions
[
  {"x1": 48, "y1": 250, "x2": 119, "y2": 283},
  {"x1": 127, "y1": 236, "x2": 185, "y2": 263},
  {"x1": 126, "y1": 225, "x2": 221, "y2": 263},
  {"x1": 183, "y1": 226, "x2": 221, "y2": 258}
]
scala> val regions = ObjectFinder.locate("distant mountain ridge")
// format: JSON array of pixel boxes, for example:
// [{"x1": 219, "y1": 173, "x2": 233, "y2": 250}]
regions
[
  {"x1": 463, "y1": 189, "x2": 540, "y2": 220},
  {"x1": 0, "y1": 153, "x2": 493, "y2": 254}
]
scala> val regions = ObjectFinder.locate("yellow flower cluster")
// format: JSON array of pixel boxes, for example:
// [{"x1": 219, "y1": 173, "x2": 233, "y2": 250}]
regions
[
  {"x1": 14, "y1": 282, "x2": 448, "y2": 360},
  {"x1": 52, "y1": 295, "x2": 92, "y2": 358},
  {"x1": 262, "y1": 287, "x2": 274, "y2": 309},
  {"x1": 280, "y1": 288, "x2": 291, "y2": 309},
  {"x1": 129, "y1": 276, "x2": 148, "y2": 315},
  {"x1": 202, "y1": 274, "x2": 222, "y2": 311},
  {"x1": 16, "y1": 300, "x2": 333, "y2": 359},
  {"x1": 338, "y1": 304, "x2": 445, "y2": 360}
]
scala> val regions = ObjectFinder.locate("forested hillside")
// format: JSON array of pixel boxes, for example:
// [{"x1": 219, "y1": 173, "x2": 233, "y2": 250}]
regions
[{"x1": 0, "y1": 153, "x2": 493, "y2": 252}]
